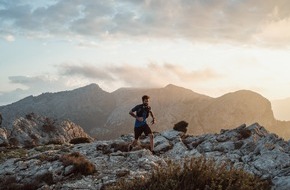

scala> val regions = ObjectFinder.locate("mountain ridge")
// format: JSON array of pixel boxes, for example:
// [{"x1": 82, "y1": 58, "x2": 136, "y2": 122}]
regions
[{"x1": 1, "y1": 83, "x2": 290, "y2": 139}]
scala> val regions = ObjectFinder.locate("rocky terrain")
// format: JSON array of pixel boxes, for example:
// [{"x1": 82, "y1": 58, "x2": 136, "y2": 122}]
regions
[
  {"x1": 0, "y1": 113, "x2": 92, "y2": 148},
  {"x1": 1, "y1": 83, "x2": 290, "y2": 139},
  {"x1": 1, "y1": 122, "x2": 290, "y2": 190}
]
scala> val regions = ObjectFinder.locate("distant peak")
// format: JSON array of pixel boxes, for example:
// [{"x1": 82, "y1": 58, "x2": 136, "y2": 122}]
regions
[
  {"x1": 74, "y1": 83, "x2": 104, "y2": 92},
  {"x1": 164, "y1": 84, "x2": 190, "y2": 91},
  {"x1": 84, "y1": 83, "x2": 100, "y2": 88},
  {"x1": 85, "y1": 83, "x2": 100, "y2": 88},
  {"x1": 226, "y1": 90, "x2": 264, "y2": 98},
  {"x1": 164, "y1": 84, "x2": 180, "y2": 89}
]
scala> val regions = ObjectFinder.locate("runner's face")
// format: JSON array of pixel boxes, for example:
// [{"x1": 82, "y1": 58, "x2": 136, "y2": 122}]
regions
[{"x1": 143, "y1": 99, "x2": 149, "y2": 106}]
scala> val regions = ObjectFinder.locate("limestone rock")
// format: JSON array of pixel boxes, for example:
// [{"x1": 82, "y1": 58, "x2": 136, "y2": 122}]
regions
[
  {"x1": 7, "y1": 113, "x2": 93, "y2": 147},
  {"x1": 1, "y1": 123, "x2": 290, "y2": 190}
]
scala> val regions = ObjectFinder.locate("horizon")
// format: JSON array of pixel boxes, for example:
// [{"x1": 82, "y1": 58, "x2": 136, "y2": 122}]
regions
[
  {"x1": 0, "y1": 82, "x2": 288, "y2": 106},
  {"x1": 1, "y1": 1, "x2": 290, "y2": 105}
]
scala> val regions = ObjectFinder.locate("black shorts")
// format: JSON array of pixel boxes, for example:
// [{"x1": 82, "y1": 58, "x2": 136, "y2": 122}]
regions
[{"x1": 134, "y1": 124, "x2": 152, "y2": 139}]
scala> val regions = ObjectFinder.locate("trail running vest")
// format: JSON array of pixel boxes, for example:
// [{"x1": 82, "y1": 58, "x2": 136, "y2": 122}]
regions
[{"x1": 131, "y1": 104, "x2": 151, "y2": 127}]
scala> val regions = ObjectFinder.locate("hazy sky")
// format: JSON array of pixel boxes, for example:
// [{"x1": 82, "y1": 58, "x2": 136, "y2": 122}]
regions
[{"x1": 1, "y1": 0, "x2": 290, "y2": 105}]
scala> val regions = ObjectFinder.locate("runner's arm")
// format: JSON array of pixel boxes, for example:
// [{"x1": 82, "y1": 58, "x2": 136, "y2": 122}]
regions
[
  {"x1": 129, "y1": 110, "x2": 137, "y2": 118},
  {"x1": 149, "y1": 110, "x2": 156, "y2": 124},
  {"x1": 129, "y1": 110, "x2": 143, "y2": 121}
]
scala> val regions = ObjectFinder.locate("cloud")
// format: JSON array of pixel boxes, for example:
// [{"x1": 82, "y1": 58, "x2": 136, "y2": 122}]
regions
[
  {"x1": 0, "y1": 75, "x2": 64, "y2": 105},
  {"x1": 1, "y1": 0, "x2": 290, "y2": 46},
  {"x1": 58, "y1": 62, "x2": 221, "y2": 88},
  {"x1": 3, "y1": 34, "x2": 15, "y2": 41},
  {"x1": 58, "y1": 63, "x2": 114, "y2": 81},
  {"x1": 9, "y1": 76, "x2": 43, "y2": 85},
  {"x1": 0, "y1": 88, "x2": 29, "y2": 106},
  {"x1": 8, "y1": 75, "x2": 70, "y2": 94},
  {"x1": 255, "y1": 17, "x2": 290, "y2": 47},
  {"x1": 0, "y1": 63, "x2": 220, "y2": 105}
]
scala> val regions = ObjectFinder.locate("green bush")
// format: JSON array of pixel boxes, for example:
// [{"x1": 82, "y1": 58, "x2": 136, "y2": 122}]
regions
[{"x1": 106, "y1": 157, "x2": 271, "y2": 190}]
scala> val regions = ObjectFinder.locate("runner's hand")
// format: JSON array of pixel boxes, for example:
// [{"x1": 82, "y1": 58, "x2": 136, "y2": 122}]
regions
[{"x1": 151, "y1": 118, "x2": 156, "y2": 125}]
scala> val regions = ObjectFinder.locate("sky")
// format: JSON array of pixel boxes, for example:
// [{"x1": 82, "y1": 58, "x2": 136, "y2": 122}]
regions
[{"x1": 1, "y1": 0, "x2": 290, "y2": 106}]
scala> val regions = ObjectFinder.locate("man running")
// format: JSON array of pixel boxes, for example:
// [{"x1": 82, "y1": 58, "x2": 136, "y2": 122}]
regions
[{"x1": 129, "y1": 95, "x2": 156, "y2": 152}]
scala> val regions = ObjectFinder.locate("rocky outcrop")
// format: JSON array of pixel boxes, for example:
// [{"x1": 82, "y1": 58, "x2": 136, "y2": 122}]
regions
[
  {"x1": 0, "y1": 123, "x2": 290, "y2": 189},
  {"x1": 0, "y1": 128, "x2": 8, "y2": 147},
  {"x1": 5, "y1": 113, "x2": 93, "y2": 148}
]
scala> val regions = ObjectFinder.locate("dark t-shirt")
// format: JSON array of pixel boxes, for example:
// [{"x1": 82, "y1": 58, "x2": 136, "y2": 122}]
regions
[{"x1": 131, "y1": 104, "x2": 151, "y2": 128}]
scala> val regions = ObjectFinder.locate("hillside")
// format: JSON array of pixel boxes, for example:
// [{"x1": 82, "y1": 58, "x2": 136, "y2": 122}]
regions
[
  {"x1": 0, "y1": 123, "x2": 289, "y2": 189},
  {"x1": 103, "y1": 84, "x2": 210, "y2": 137},
  {"x1": 1, "y1": 83, "x2": 289, "y2": 139},
  {"x1": 0, "y1": 84, "x2": 115, "y2": 136}
]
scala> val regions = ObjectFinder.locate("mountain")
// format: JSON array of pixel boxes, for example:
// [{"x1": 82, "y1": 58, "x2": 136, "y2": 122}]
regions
[
  {"x1": 103, "y1": 84, "x2": 210, "y2": 137},
  {"x1": 1, "y1": 83, "x2": 289, "y2": 139},
  {"x1": 0, "y1": 123, "x2": 290, "y2": 189},
  {"x1": 198, "y1": 90, "x2": 275, "y2": 133},
  {"x1": 0, "y1": 83, "x2": 115, "y2": 136},
  {"x1": 271, "y1": 97, "x2": 290, "y2": 121}
]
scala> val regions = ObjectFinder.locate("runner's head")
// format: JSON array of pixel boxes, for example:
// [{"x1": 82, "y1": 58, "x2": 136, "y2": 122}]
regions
[{"x1": 142, "y1": 95, "x2": 150, "y2": 106}]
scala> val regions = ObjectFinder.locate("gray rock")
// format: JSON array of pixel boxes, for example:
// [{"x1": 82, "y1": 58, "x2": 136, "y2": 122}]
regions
[
  {"x1": 272, "y1": 176, "x2": 290, "y2": 190},
  {"x1": 6, "y1": 114, "x2": 93, "y2": 148},
  {"x1": 1, "y1": 122, "x2": 290, "y2": 190},
  {"x1": 161, "y1": 130, "x2": 184, "y2": 141},
  {"x1": 0, "y1": 128, "x2": 8, "y2": 146},
  {"x1": 153, "y1": 135, "x2": 172, "y2": 152}
]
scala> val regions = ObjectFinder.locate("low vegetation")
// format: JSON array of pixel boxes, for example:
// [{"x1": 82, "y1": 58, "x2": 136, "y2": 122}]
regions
[
  {"x1": 69, "y1": 137, "x2": 92, "y2": 144},
  {"x1": 1, "y1": 172, "x2": 54, "y2": 190},
  {"x1": 0, "y1": 148, "x2": 28, "y2": 163},
  {"x1": 60, "y1": 152, "x2": 96, "y2": 176},
  {"x1": 106, "y1": 157, "x2": 271, "y2": 190},
  {"x1": 173, "y1": 120, "x2": 188, "y2": 133},
  {"x1": 239, "y1": 128, "x2": 252, "y2": 139},
  {"x1": 42, "y1": 117, "x2": 56, "y2": 133}
]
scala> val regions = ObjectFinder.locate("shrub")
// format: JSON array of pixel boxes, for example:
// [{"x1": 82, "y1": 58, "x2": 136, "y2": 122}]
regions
[
  {"x1": 36, "y1": 172, "x2": 54, "y2": 185},
  {"x1": 0, "y1": 148, "x2": 28, "y2": 163},
  {"x1": 45, "y1": 139, "x2": 63, "y2": 145},
  {"x1": 42, "y1": 117, "x2": 56, "y2": 133},
  {"x1": 0, "y1": 141, "x2": 9, "y2": 147},
  {"x1": 173, "y1": 121, "x2": 188, "y2": 133},
  {"x1": 9, "y1": 137, "x2": 19, "y2": 147},
  {"x1": 60, "y1": 152, "x2": 95, "y2": 175},
  {"x1": 25, "y1": 112, "x2": 36, "y2": 120},
  {"x1": 105, "y1": 157, "x2": 271, "y2": 190},
  {"x1": 239, "y1": 129, "x2": 252, "y2": 139},
  {"x1": 23, "y1": 140, "x2": 37, "y2": 149},
  {"x1": 70, "y1": 137, "x2": 92, "y2": 144},
  {"x1": 1, "y1": 173, "x2": 53, "y2": 190}
]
